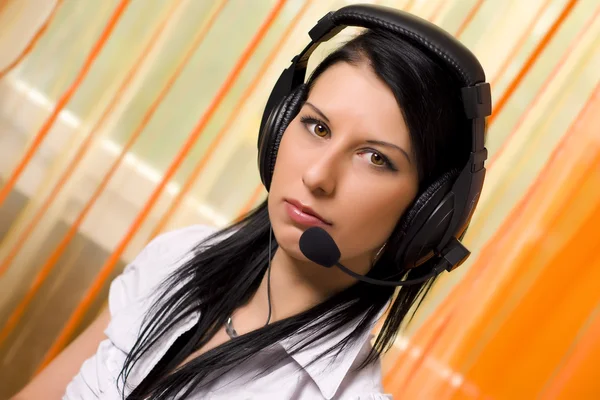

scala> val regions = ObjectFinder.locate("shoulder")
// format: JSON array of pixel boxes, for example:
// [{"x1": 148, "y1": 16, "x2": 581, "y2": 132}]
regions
[
  {"x1": 107, "y1": 224, "x2": 218, "y2": 317},
  {"x1": 335, "y1": 339, "x2": 393, "y2": 399},
  {"x1": 104, "y1": 224, "x2": 219, "y2": 353},
  {"x1": 337, "y1": 360, "x2": 393, "y2": 399},
  {"x1": 136, "y1": 224, "x2": 219, "y2": 262}
]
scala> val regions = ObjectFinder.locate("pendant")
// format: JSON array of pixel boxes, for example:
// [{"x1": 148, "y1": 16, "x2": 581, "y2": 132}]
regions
[{"x1": 225, "y1": 316, "x2": 238, "y2": 338}]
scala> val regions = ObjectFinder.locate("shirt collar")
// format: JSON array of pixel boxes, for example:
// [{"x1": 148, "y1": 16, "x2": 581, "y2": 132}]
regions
[{"x1": 279, "y1": 303, "x2": 388, "y2": 399}]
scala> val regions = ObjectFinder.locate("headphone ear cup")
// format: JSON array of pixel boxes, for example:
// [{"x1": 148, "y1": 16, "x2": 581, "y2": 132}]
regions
[
  {"x1": 396, "y1": 169, "x2": 460, "y2": 268},
  {"x1": 258, "y1": 84, "x2": 307, "y2": 190}
]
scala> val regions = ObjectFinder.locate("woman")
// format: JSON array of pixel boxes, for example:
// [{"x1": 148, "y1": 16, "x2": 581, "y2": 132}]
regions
[{"x1": 15, "y1": 5, "x2": 485, "y2": 400}]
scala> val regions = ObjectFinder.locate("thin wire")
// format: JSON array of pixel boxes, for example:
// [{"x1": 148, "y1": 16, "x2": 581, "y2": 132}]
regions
[
  {"x1": 225, "y1": 226, "x2": 274, "y2": 339},
  {"x1": 265, "y1": 226, "x2": 273, "y2": 325}
]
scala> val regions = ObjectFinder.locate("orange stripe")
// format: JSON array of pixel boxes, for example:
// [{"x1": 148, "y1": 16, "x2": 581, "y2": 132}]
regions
[
  {"x1": 384, "y1": 312, "x2": 453, "y2": 390},
  {"x1": 35, "y1": 0, "x2": 288, "y2": 371},
  {"x1": 0, "y1": 0, "x2": 131, "y2": 209},
  {"x1": 458, "y1": 80, "x2": 600, "y2": 299},
  {"x1": 0, "y1": 1, "x2": 183, "y2": 345},
  {"x1": 463, "y1": 27, "x2": 600, "y2": 245},
  {"x1": 427, "y1": 0, "x2": 447, "y2": 24},
  {"x1": 392, "y1": 5, "x2": 579, "y2": 385},
  {"x1": 461, "y1": 79, "x2": 600, "y2": 306},
  {"x1": 452, "y1": 170, "x2": 600, "y2": 397},
  {"x1": 489, "y1": 3, "x2": 600, "y2": 168},
  {"x1": 150, "y1": 0, "x2": 312, "y2": 238},
  {"x1": 454, "y1": 0, "x2": 484, "y2": 38},
  {"x1": 2, "y1": 0, "x2": 225, "y2": 362},
  {"x1": 454, "y1": 120, "x2": 600, "y2": 385},
  {"x1": 0, "y1": 0, "x2": 64, "y2": 79},
  {"x1": 475, "y1": 79, "x2": 599, "y2": 281},
  {"x1": 456, "y1": 149, "x2": 600, "y2": 380},
  {"x1": 27, "y1": 0, "x2": 228, "y2": 371},
  {"x1": 539, "y1": 303, "x2": 600, "y2": 397},
  {"x1": 490, "y1": 0, "x2": 553, "y2": 88},
  {"x1": 488, "y1": 0, "x2": 579, "y2": 125},
  {"x1": 0, "y1": 1, "x2": 183, "y2": 277},
  {"x1": 403, "y1": 0, "x2": 416, "y2": 13},
  {"x1": 384, "y1": 80, "x2": 600, "y2": 395},
  {"x1": 407, "y1": 80, "x2": 599, "y2": 398}
]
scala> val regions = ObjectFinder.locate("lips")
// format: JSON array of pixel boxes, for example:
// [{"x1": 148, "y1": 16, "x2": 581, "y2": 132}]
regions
[{"x1": 284, "y1": 199, "x2": 332, "y2": 226}]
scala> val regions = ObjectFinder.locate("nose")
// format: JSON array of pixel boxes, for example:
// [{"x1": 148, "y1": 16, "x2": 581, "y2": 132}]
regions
[{"x1": 302, "y1": 149, "x2": 339, "y2": 197}]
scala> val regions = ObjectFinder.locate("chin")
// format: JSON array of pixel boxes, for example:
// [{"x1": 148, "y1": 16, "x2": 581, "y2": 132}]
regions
[
  {"x1": 282, "y1": 243, "x2": 309, "y2": 263},
  {"x1": 273, "y1": 222, "x2": 309, "y2": 260}
]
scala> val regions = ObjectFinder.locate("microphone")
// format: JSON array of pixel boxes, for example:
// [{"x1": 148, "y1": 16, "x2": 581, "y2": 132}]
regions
[{"x1": 299, "y1": 227, "x2": 451, "y2": 287}]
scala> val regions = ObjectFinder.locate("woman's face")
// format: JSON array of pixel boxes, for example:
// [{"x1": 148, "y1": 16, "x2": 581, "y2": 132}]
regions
[{"x1": 268, "y1": 61, "x2": 419, "y2": 274}]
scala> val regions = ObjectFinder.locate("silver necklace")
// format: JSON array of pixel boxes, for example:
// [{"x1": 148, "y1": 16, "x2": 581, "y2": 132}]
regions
[{"x1": 225, "y1": 226, "x2": 274, "y2": 339}]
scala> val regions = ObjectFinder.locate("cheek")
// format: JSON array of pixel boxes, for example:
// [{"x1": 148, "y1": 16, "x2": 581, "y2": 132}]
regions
[
  {"x1": 336, "y1": 180, "x2": 417, "y2": 254},
  {"x1": 352, "y1": 189, "x2": 410, "y2": 229}
]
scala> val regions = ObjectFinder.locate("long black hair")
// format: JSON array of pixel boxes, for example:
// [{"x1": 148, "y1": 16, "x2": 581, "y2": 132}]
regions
[{"x1": 120, "y1": 28, "x2": 470, "y2": 399}]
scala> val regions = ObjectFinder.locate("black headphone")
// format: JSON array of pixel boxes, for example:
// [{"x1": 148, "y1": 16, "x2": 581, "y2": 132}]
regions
[{"x1": 256, "y1": 4, "x2": 491, "y2": 273}]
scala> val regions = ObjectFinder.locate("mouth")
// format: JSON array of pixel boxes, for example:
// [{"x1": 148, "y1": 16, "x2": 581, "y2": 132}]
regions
[{"x1": 284, "y1": 198, "x2": 332, "y2": 227}]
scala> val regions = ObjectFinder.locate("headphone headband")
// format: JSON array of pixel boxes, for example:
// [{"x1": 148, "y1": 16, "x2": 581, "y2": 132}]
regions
[
  {"x1": 311, "y1": 6, "x2": 486, "y2": 84},
  {"x1": 259, "y1": 5, "x2": 491, "y2": 136},
  {"x1": 257, "y1": 4, "x2": 492, "y2": 272}
]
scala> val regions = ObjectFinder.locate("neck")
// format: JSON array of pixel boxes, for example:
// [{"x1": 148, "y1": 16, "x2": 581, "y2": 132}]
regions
[{"x1": 246, "y1": 246, "x2": 371, "y2": 324}]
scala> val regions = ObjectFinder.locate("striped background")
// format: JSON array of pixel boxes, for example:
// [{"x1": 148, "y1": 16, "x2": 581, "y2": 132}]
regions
[{"x1": 0, "y1": 0, "x2": 598, "y2": 397}]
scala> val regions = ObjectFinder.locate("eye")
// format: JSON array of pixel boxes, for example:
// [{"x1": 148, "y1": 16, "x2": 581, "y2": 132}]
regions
[
  {"x1": 370, "y1": 153, "x2": 386, "y2": 166},
  {"x1": 357, "y1": 149, "x2": 398, "y2": 172},
  {"x1": 300, "y1": 116, "x2": 330, "y2": 138},
  {"x1": 313, "y1": 123, "x2": 329, "y2": 137}
]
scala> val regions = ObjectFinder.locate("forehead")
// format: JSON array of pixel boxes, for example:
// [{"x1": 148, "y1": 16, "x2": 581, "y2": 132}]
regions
[{"x1": 307, "y1": 62, "x2": 410, "y2": 147}]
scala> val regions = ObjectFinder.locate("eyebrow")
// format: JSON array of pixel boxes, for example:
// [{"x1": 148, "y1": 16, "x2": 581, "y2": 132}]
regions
[
  {"x1": 366, "y1": 140, "x2": 412, "y2": 164},
  {"x1": 305, "y1": 102, "x2": 330, "y2": 124},
  {"x1": 304, "y1": 102, "x2": 411, "y2": 164}
]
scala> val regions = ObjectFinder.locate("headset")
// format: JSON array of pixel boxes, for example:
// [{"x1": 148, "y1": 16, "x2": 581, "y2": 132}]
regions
[{"x1": 256, "y1": 4, "x2": 491, "y2": 273}]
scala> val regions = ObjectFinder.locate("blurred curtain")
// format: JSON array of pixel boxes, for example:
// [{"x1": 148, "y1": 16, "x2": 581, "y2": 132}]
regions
[{"x1": 0, "y1": 0, "x2": 598, "y2": 398}]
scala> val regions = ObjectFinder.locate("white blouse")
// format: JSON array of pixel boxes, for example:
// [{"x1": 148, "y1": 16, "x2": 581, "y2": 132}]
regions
[{"x1": 63, "y1": 224, "x2": 392, "y2": 399}]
